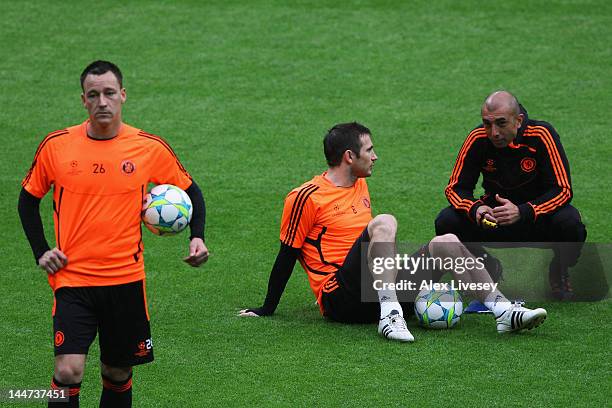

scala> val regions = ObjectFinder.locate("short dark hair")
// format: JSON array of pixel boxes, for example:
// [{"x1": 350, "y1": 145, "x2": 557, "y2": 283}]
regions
[
  {"x1": 323, "y1": 122, "x2": 371, "y2": 167},
  {"x1": 80, "y1": 60, "x2": 123, "y2": 90}
]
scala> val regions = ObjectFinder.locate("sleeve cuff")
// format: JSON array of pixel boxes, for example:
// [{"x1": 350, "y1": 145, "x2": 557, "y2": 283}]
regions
[
  {"x1": 518, "y1": 203, "x2": 536, "y2": 223},
  {"x1": 468, "y1": 201, "x2": 484, "y2": 223},
  {"x1": 33, "y1": 243, "x2": 51, "y2": 264}
]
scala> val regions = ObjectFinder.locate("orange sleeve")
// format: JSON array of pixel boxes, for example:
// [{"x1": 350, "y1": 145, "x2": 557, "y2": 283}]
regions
[
  {"x1": 147, "y1": 136, "x2": 193, "y2": 190},
  {"x1": 279, "y1": 186, "x2": 318, "y2": 249},
  {"x1": 22, "y1": 134, "x2": 58, "y2": 198}
]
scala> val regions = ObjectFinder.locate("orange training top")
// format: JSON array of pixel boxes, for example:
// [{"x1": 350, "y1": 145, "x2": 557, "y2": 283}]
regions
[
  {"x1": 22, "y1": 121, "x2": 192, "y2": 290},
  {"x1": 280, "y1": 172, "x2": 372, "y2": 308}
]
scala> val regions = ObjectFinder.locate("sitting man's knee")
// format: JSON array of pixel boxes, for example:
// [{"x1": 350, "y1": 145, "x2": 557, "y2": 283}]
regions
[
  {"x1": 432, "y1": 233, "x2": 460, "y2": 244},
  {"x1": 550, "y1": 206, "x2": 587, "y2": 241},
  {"x1": 429, "y1": 233, "x2": 460, "y2": 257},
  {"x1": 564, "y1": 219, "x2": 587, "y2": 242},
  {"x1": 435, "y1": 207, "x2": 462, "y2": 235},
  {"x1": 368, "y1": 214, "x2": 397, "y2": 239}
]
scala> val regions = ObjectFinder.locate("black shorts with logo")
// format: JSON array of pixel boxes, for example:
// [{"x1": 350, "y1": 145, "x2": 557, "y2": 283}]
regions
[
  {"x1": 53, "y1": 279, "x2": 154, "y2": 367},
  {"x1": 320, "y1": 228, "x2": 440, "y2": 324}
]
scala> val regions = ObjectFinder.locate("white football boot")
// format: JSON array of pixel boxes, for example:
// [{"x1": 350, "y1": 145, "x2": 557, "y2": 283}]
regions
[
  {"x1": 496, "y1": 301, "x2": 547, "y2": 333},
  {"x1": 378, "y1": 310, "x2": 414, "y2": 342}
]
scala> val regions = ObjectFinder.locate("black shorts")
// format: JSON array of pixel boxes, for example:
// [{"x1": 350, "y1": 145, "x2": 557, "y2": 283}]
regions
[
  {"x1": 320, "y1": 229, "x2": 441, "y2": 324},
  {"x1": 53, "y1": 280, "x2": 153, "y2": 367}
]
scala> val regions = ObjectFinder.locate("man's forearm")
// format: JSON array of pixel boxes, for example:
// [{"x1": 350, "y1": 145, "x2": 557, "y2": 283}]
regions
[
  {"x1": 18, "y1": 188, "x2": 50, "y2": 262},
  {"x1": 255, "y1": 243, "x2": 299, "y2": 315},
  {"x1": 185, "y1": 181, "x2": 206, "y2": 241},
  {"x1": 520, "y1": 186, "x2": 572, "y2": 223}
]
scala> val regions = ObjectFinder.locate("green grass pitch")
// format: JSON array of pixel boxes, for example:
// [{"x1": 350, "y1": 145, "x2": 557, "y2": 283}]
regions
[{"x1": 1, "y1": 1, "x2": 611, "y2": 406}]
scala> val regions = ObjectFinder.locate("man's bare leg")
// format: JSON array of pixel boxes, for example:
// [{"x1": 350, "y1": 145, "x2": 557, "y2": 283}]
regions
[
  {"x1": 428, "y1": 234, "x2": 547, "y2": 333},
  {"x1": 367, "y1": 214, "x2": 414, "y2": 342}
]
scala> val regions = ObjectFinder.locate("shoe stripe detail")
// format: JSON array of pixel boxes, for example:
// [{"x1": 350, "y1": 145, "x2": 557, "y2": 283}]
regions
[
  {"x1": 511, "y1": 311, "x2": 528, "y2": 330},
  {"x1": 513, "y1": 312, "x2": 518, "y2": 329}
]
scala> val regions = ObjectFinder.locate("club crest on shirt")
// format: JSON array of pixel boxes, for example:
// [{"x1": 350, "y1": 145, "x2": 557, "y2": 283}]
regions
[
  {"x1": 54, "y1": 331, "x2": 65, "y2": 347},
  {"x1": 520, "y1": 157, "x2": 536, "y2": 172},
  {"x1": 135, "y1": 338, "x2": 152, "y2": 357},
  {"x1": 121, "y1": 160, "x2": 136, "y2": 176}
]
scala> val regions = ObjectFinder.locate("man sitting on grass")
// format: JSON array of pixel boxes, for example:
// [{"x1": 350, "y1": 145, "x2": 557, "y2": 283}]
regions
[{"x1": 239, "y1": 122, "x2": 547, "y2": 341}]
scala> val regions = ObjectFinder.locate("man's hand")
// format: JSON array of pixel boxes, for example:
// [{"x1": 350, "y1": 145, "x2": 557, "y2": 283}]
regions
[
  {"x1": 38, "y1": 248, "x2": 68, "y2": 274},
  {"x1": 183, "y1": 238, "x2": 209, "y2": 267},
  {"x1": 492, "y1": 194, "x2": 521, "y2": 226},
  {"x1": 238, "y1": 307, "x2": 270, "y2": 317},
  {"x1": 476, "y1": 205, "x2": 497, "y2": 229}
]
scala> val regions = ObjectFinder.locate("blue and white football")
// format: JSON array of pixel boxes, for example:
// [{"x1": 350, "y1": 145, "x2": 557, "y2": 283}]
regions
[
  {"x1": 142, "y1": 184, "x2": 192, "y2": 236},
  {"x1": 414, "y1": 288, "x2": 463, "y2": 329}
]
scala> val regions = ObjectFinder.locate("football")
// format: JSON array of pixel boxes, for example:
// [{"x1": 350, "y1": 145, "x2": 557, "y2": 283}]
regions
[
  {"x1": 142, "y1": 184, "x2": 192, "y2": 236},
  {"x1": 414, "y1": 288, "x2": 463, "y2": 329}
]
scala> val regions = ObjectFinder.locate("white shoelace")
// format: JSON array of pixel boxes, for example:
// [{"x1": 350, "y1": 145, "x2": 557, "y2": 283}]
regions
[{"x1": 390, "y1": 315, "x2": 408, "y2": 331}]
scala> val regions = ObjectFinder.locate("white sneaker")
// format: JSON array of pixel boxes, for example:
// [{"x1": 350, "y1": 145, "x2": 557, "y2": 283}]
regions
[
  {"x1": 378, "y1": 310, "x2": 414, "y2": 342},
  {"x1": 496, "y1": 301, "x2": 547, "y2": 333}
]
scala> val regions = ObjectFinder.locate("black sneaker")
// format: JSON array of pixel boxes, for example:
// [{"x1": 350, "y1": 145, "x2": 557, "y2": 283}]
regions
[{"x1": 549, "y1": 263, "x2": 575, "y2": 301}]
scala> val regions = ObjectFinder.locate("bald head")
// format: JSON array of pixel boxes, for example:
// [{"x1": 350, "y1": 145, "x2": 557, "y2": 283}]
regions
[
  {"x1": 480, "y1": 90, "x2": 524, "y2": 148},
  {"x1": 482, "y1": 91, "x2": 520, "y2": 116}
]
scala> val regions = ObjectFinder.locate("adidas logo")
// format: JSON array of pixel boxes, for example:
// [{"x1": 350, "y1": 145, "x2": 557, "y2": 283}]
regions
[
  {"x1": 511, "y1": 311, "x2": 525, "y2": 330},
  {"x1": 381, "y1": 324, "x2": 393, "y2": 338}
]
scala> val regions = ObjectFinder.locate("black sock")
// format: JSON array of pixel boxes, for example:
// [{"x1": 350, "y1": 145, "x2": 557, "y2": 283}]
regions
[
  {"x1": 49, "y1": 377, "x2": 80, "y2": 408},
  {"x1": 100, "y1": 373, "x2": 132, "y2": 408}
]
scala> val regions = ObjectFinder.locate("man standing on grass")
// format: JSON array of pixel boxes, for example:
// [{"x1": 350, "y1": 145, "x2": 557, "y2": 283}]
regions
[
  {"x1": 18, "y1": 60, "x2": 209, "y2": 408},
  {"x1": 435, "y1": 91, "x2": 587, "y2": 302},
  {"x1": 239, "y1": 122, "x2": 547, "y2": 340}
]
